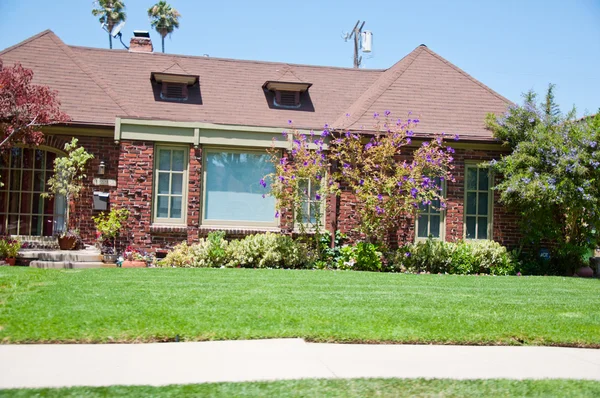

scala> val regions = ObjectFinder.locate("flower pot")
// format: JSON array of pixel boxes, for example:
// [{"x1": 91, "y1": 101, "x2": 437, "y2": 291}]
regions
[
  {"x1": 575, "y1": 265, "x2": 594, "y2": 278},
  {"x1": 103, "y1": 254, "x2": 119, "y2": 264},
  {"x1": 58, "y1": 236, "x2": 77, "y2": 250},
  {"x1": 5, "y1": 257, "x2": 16, "y2": 266},
  {"x1": 122, "y1": 260, "x2": 147, "y2": 268}
]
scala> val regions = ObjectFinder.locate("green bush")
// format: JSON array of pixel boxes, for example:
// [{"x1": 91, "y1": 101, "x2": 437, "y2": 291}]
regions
[
  {"x1": 336, "y1": 242, "x2": 383, "y2": 272},
  {"x1": 157, "y1": 231, "x2": 228, "y2": 268},
  {"x1": 226, "y1": 233, "x2": 312, "y2": 269},
  {"x1": 395, "y1": 239, "x2": 515, "y2": 275}
]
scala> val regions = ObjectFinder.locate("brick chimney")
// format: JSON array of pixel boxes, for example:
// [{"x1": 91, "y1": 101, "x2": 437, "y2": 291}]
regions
[{"x1": 129, "y1": 31, "x2": 153, "y2": 53}]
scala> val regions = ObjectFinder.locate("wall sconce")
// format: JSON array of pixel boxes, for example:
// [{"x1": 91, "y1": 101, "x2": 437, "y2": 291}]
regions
[{"x1": 98, "y1": 160, "x2": 106, "y2": 175}]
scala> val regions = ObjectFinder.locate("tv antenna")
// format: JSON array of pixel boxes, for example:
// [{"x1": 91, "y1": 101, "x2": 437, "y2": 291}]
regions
[
  {"x1": 342, "y1": 20, "x2": 373, "y2": 68},
  {"x1": 102, "y1": 21, "x2": 129, "y2": 49}
]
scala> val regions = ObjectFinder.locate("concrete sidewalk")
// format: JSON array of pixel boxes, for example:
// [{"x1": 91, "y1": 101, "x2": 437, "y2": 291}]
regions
[{"x1": 1, "y1": 339, "x2": 599, "y2": 389}]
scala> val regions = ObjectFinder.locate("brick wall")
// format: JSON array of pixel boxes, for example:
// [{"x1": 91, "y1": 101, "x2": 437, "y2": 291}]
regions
[{"x1": 52, "y1": 135, "x2": 522, "y2": 252}]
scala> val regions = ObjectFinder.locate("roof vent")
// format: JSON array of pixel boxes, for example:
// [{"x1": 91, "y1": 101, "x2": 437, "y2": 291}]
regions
[
  {"x1": 276, "y1": 91, "x2": 300, "y2": 108},
  {"x1": 161, "y1": 82, "x2": 187, "y2": 101}
]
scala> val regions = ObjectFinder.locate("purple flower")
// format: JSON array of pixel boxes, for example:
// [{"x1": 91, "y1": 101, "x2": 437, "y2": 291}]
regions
[
  {"x1": 359, "y1": 179, "x2": 364, "y2": 186},
  {"x1": 260, "y1": 178, "x2": 267, "y2": 188},
  {"x1": 407, "y1": 130, "x2": 414, "y2": 137},
  {"x1": 275, "y1": 211, "x2": 280, "y2": 218},
  {"x1": 288, "y1": 119, "x2": 293, "y2": 125},
  {"x1": 413, "y1": 118, "x2": 420, "y2": 123},
  {"x1": 384, "y1": 110, "x2": 391, "y2": 116},
  {"x1": 316, "y1": 174, "x2": 322, "y2": 180},
  {"x1": 279, "y1": 176, "x2": 285, "y2": 182},
  {"x1": 406, "y1": 138, "x2": 412, "y2": 144},
  {"x1": 422, "y1": 177, "x2": 430, "y2": 187},
  {"x1": 343, "y1": 163, "x2": 351, "y2": 169},
  {"x1": 374, "y1": 112, "x2": 379, "y2": 118},
  {"x1": 282, "y1": 131, "x2": 288, "y2": 138},
  {"x1": 590, "y1": 141, "x2": 597, "y2": 148},
  {"x1": 454, "y1": 134, "x2": 460, "y2": 141},
  {"x1": 447, "y1": 147, "x2": 455, "y2": 153},
  {"x1": 375, "y1": 206, "x2": 384, "y2": 214},
  {"x1": 411, "y1": 188, "x2": 418, "y2": 198},
  {"x1": 280, "y1": 158, "x2": 287, "y2": 165},
  {"x1": 422, "y1": 141, "x2": 429, "y2": 147},
  {"x1": 365, "y1": 142, "x2": 373, "y2": 150},
  {"x1": 577, "y1": 187, "x2": 584, "y2": 193},
  {"x1": 346, "y1": 113, "x2": 350, "y2": 117},
  {"x1": 315, "y1": 193, "x2": 321, "y2": 200},
  {"x1": 404, "y1": 252, "x2": 411, "y2": 258},
  {"x1": 262, "y1": 194, "x2": 266, "y2": 198},
  {"x1": 377, "y1": 193, "x2": 383, "y2": 201}
]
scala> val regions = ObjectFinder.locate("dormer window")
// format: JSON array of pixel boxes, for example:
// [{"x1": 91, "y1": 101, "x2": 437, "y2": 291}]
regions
[
  {"x1": 263, "y1": 80, "x2": 312, "y2": 109},
  {"x1": 151, "y1": 71, "x2": 199, "y2": 102}
]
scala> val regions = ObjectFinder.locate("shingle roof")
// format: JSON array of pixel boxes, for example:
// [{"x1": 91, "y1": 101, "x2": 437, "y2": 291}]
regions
[{"x1": 0, "y1": 30, "x2": 511, "y2": 140}]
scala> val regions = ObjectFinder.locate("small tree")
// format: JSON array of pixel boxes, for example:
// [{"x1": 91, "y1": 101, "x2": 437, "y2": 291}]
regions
[
  {"x1": 93, "y1": 208, "x2": 130, "y2": 254},
  {"x1": 486, "y1": 84, "x2": 600, "y2": 268},
  {"x1": 43, "y1": 138, "x2": 94, "y2": 235},
  {"x1": 92, "y1": 0, "x2": 127, "y2": 49},
  {"x1": 330, "y1": 112, "x2": 455, "y2": 245},
  {"x1": 263, "y1": 122, "x2": 331, "y2": 258},
  {"x1": 0, "y1": 61, "x2": 70, "y2": 150},
  {"x1": 148, "y1": 1, "x2": 181, "y2": 53}
]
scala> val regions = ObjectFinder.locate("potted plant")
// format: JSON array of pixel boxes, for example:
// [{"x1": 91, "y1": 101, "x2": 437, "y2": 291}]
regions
[
  {"x1": 93, "y1": 208, "x2": 130, "y2": 263},
  {"x1": 119, "y1": 246, "x2": 153, "y2": 268},
  {"x1": 43, "y1": 138, "x2": 94, "y2": 250},
  {"x1": 0, "y1": 237, "x2": 22, "y2": 266}
]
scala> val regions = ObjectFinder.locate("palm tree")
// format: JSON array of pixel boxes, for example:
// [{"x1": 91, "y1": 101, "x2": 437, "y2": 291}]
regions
[
  {"x1": 92, "y1": 0, "x2": 127, "y2": 49},
  {"x1": 148, "y1": 1, "x2": 181, "y2": 53}
]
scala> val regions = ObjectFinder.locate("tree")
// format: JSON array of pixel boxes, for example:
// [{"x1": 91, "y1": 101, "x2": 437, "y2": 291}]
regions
[
  {"x1": 92, "y1": 0, "x2": 127, "y2": 49},
  {"x1": 486, "y1": 85, "x2": 600, "y2": 270},
  {"x1": 0, "y1": 60, "x2": 70, "y2": 151},
  {"x1": 148, "y1": 1, "x2": 181, "y2": 53}
]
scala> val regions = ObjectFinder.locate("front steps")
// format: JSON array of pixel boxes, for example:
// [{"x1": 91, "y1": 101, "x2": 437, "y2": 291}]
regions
[{"x1": 26, "y1": 246, "x2": 113, "y2": 269}]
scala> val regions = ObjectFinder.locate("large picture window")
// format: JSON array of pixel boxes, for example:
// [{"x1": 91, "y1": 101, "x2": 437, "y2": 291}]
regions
[
  {"x1": 464, "y1": 164, "x2": 492, "y2": 239},
  {"x1": 415, "y1": 177, "x2": 444, "y2": 240},
  {"x1": 203, "y1": 149, "x2": 276, "y2": 226},
  {"x1": 154, "y1": 146, "x2": 188, "y2": 225},
  {"x1": 0, "y1": 148, "x2": 65, "y2": 236}
]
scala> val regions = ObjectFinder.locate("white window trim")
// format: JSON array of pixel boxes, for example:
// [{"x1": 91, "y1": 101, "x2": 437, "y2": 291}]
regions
[
  {"x1": 152, "y1": 144, "x2": 189, "y2": 226},
  {"x1": 415, "y1": 179, "x2": 446, "y2": 242},
  {"x1": 463, "y1": 162, "x2": 494, "y2": 240},
  {"x1": 294, "y1": 177, "x2": 327, "y2": 232},
  {"x1": 201, "y1": 146, "x2": 279, "y2": 228}
]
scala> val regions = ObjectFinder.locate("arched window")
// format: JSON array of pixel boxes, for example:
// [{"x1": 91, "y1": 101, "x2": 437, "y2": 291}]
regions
[{"x1": 0, "y1": 147, "x2": 66, "y2": 237}]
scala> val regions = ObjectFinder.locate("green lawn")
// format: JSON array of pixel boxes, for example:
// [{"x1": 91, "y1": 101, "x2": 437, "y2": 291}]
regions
[
  {"x1": 3, "y1": 379, "x2": 600, "y2": 398},
  {"x1": 0, "y1": 267, "x2": 599, "y2": 345}
]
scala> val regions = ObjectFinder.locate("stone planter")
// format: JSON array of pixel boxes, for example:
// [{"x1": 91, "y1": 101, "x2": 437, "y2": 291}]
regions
[
  {"x1": 122, "y1": 260, "x2": 147, "y2": 268},
  {"x1": 103, "y1": 254, "x2": 119, "y2": 264},
  {"x1": 5, "y1": 258, "x2": 16, "y2": 266}
]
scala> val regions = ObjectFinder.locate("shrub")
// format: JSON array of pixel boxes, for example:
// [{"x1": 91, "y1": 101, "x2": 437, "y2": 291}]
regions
[
  {"x1": 336, "y1": 242, "x2": 383, "y2": 272},
  {"x1": 157, "y1": 231, "x2": 228, "y2": 268},
  {"x1": 226, "y1": 233, "x2": 312, "y2": 269},
  {"x1": 396, "y1": 239, "x2": 515, "y2": 275}
]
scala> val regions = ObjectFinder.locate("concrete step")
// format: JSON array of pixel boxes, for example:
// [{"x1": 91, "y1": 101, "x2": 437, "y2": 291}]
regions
[
  {"x1": 29, "y1": 261, "x2": 112, "y2": 269},
  {"x1": 21, "y1": 249, "x2": 102, "y2": 263}
]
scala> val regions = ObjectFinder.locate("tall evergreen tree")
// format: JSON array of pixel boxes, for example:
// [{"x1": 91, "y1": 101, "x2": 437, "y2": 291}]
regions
[
  {"x1": 92, "y1": 0, "x2": 127, "y2": 49},
  {"x1": 148, "y1": 1, "x2": 181, "y2": 53}
]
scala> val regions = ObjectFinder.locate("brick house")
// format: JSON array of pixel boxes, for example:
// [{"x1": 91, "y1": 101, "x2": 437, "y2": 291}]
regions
[{"x1": 0, "y1": 30, "x2": 520, "y2": 251}]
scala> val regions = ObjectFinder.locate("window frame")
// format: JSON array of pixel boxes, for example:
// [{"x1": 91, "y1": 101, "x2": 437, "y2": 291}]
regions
[
  {"x1": 414, "y1": 178, "x2": 446, "y2": 242},
  {"x1": 201, "y1": 146, "x2": 279, "y2": 228},
  {"x1": 463, "y1": 162, "x2": 494, "y2": 240},
  {"x1": 295, "y1": 177, "x2": 327, "y2": 231},
  {"x1": 0, "y1": 146, "x2": 66, "y2": 237},
  {"x1": 152, "y1": 144, "x2": 189, "y2": 226}
]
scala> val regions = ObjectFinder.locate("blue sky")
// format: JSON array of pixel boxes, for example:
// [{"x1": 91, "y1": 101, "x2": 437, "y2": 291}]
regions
[{"x1": 1, "y1": 0, "x2": 599, "y2": 116}]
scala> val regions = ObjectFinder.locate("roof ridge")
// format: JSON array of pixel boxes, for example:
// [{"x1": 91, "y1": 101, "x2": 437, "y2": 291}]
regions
[
  {"x1": 421, "y1": 46, "x2": 513, "y2": 105},
  {"x1": 333, "y1": 46, "x2": 425, "y2": 129},
  {"x1": 68, "y1": 44, "x2": 386, "y2": 72},
  {"x1": 0, "y1": 29, "x2": 53, "y2": 57},
  {"x1": 49, "y1": 33, "x2": 136, "y2": 117}
]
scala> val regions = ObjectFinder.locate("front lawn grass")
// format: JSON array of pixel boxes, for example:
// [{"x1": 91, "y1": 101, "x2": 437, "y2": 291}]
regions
[
  {"x1": 3, "y1": 379, "x2": 600, "y2": 398},
  {"x1": 0, "y1": 267, "x2": 599, "y2": 345}
]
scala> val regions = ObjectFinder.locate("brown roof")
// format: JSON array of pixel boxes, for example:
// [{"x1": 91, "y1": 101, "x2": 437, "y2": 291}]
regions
[{"x1": 0, "y1": 30, "x2": 511, "y2": 140}]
